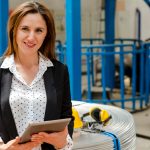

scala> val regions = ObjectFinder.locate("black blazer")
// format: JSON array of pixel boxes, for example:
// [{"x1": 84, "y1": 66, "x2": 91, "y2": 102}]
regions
[{"x1": 0, "y1": 59, "x2": 74, "y2": 150}]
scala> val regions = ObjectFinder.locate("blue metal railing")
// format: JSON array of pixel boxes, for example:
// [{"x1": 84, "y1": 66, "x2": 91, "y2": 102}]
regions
[
  {"x1": 82, "y1": 43, "x2": 149, "y2": 111},
  {"x1": 82, "y1": 38, "x2": 105, "y2": 86},
  {"x1": 55, "y1": 39, "x2": 150, "y2": 111},
  {"x1": 144, "y1": 43, "x2": 150, "y2": 106}
]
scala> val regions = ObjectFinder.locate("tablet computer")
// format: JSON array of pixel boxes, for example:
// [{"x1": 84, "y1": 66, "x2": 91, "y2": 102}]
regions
[{"x1": 19, "y1": 118, "x2": 71, "y2": 144}]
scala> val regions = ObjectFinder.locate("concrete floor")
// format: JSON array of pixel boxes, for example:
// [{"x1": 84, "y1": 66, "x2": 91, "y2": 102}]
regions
[
  {"x1": 133, "y1": 107, "x2": 150, "y2": 150},
  {"x1": 136, "y1": 138, "x2": 150, "y2": 150}
]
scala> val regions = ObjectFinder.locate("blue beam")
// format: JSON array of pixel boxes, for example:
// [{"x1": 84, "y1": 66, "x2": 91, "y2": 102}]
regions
[
  {"x1": 105, "y1": 0, "x2": 116, "y2": 44},
  {"x1": 66, "y1": 0, "x2": 81, "y2": 100},
  {"x1": 0, "y1": 0, "x2": 9, "y2": 56},
  {"x1": 105, "y1": 0, "x2": 116, "y2": 88},
  {"x1": 144, "y1": 0, "x2": 150, "y2": 7}
]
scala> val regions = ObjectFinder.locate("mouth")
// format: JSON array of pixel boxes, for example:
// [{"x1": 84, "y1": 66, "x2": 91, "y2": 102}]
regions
[{"x1": 24, "y1": 42, "x2": 36, "y2": 48}]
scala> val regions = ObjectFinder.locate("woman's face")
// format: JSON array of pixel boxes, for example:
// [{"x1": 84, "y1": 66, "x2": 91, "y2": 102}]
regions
[{"x1": 16, "y1": 13, "x2": 47, "y2": 56}]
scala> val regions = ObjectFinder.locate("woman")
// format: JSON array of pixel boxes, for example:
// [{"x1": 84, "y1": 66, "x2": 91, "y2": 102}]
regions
[{"x1": 0, "y1": 1, "x2": 74, "y2": 150}]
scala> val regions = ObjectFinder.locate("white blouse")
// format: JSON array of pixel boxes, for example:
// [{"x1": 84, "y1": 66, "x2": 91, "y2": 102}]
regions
[{"x1": 1, "y1": 54, "x2": 73, "y2": 150}]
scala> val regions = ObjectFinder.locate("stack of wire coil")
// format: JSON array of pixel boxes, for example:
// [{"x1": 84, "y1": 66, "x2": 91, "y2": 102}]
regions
[{"x1": 72, "y1": 101, "x2": 136, "y2": 150}]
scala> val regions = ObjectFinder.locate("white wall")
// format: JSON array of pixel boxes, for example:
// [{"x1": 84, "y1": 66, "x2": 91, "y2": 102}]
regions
[
  {"x1": 81, "y1": 0, "x2": 102, "y2": 39},
  {"x1": 9, "y1": 0, "x2": 65, "y2": 11},
  {"x1": 116, "y1": 0, "x2": 150, "y2": 41}
]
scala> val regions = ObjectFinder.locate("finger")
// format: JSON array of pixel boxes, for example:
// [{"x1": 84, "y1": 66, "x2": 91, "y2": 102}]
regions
[
  {"x1": 58, "y1": 127, "x2": 68, "y2": 134},
  {"x1": 31, "y1": 139, "x2": 43, "y2": 145},
  {"x1": 38, "y1": 132, "x2": 48, "y2": 135},
  {"x1": 5, "y1": 137, "x2": 20, "y2": 150},
  {"x1": 58, "y1": 127, "x2": 68, "y2": 136},
  {"x1": 10, "y1": 137, "x2": 20, "y2": 145},
  {"x1": 31, "y1": 136, "x2": 43, "y2": 142},
  {"x1": 64, "y1": 126, "x2": 67, "y2": 131},
  {"x1": 25, "y1": 141, "x2": 42, "y2": 148},
  {"x1": 32, "y1": 134, "x2": 44, "y2": 138},
  {"x1": 15, "y1": 136, "x2": 20, "y2": 141},
  {"x1": 63, "y1": 127, "x2": 68, "y2": 133}
]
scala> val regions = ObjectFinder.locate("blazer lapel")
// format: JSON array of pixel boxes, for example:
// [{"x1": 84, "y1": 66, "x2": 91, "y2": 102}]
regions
[
  {"x1": 0, "y1": 69, "x2": 18, "y2": 139},
  {"x1": 43, "y1": 67, "x2": 58, "y2": 121}
]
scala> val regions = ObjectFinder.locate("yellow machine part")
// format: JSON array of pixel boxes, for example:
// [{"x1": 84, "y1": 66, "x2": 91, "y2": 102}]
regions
[
  {"x1": 72, "y1": 107, "x2": 83, "y2": 129},
  {"x1": 100, "y1": 110, "x2": 110, "y2": 122},
  {"x1": 90, "y1": 107, "x2": 111, "y2": 123}
]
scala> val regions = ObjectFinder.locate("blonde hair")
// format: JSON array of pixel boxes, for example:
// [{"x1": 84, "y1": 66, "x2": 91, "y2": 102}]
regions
[{"x1": 5, "y1": 1, "x2": 56, "y2": 59}]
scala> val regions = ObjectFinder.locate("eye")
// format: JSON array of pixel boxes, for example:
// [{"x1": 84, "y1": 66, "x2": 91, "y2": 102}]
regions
[
  {"x1": 36, "y1": 28, "x2": 43, "y2": 33},
  {"x1": 21, "y1": 27, "x2": 29, "y2": 32}
]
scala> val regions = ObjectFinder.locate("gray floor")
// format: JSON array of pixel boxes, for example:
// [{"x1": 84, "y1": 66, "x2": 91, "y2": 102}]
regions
[
  {"x1": 133, "y1": 107, "x2": 150, "y2": 150},
  {"x1": 136, "y1": 138, "x2": 150, "y2": 150}
]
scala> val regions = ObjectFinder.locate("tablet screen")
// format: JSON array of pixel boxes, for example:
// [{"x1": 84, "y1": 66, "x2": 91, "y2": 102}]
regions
[{"x1": 19, "y1": 118, "x2": 71, "y2": 144}]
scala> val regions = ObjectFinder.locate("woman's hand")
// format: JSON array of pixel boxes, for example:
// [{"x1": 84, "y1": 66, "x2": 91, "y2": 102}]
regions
[
  {"x1": 1, "y1": 137, "x2": 42, "y2": 150},
  {"x1": 31, "y1": 127, "x2": 68, "y2": 149}
]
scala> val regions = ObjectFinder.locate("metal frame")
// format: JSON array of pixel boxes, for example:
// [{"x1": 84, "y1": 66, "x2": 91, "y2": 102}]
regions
[
  {"x1": 66, "y1": 0, "x2": 81, "y2": 100},
  {"x1": 56, "y1": 40, "x2": 150, "y2": 111},
  {"x1": 0, "y1": 0, "x2": 8, "y2": 56}
]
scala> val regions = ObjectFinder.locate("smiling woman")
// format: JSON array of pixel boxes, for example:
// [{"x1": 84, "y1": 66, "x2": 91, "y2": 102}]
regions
[
  {"x1": 14, "y1": 13, "x2": 48, "y2": 85},
  {"x1": 16, "y1": 13, "x2": 47, "y2": 57},
  {"x1": 0, "y1": 1, "x2": 74, "y2": 150}
]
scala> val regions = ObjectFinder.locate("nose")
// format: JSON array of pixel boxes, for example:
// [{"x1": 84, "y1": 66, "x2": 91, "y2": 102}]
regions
[{"x1": 27, "y1": 31, "x2": 35, "y2": 41}]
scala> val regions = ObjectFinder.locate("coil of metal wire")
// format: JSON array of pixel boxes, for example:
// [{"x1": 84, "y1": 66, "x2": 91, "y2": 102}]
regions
[{"x1": 72, "y1": 101, "x2": 136, "y2": 150}]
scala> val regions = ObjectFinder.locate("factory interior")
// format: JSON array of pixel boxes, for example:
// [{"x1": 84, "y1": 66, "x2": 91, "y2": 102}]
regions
[{"x1": 0, "y1": 0, "x2": 150, "y2": 149}]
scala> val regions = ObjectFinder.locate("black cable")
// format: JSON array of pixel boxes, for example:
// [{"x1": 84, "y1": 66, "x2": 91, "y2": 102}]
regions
[{"x1": 136, "y1": 133, "x2": 150, "y2": 140}]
